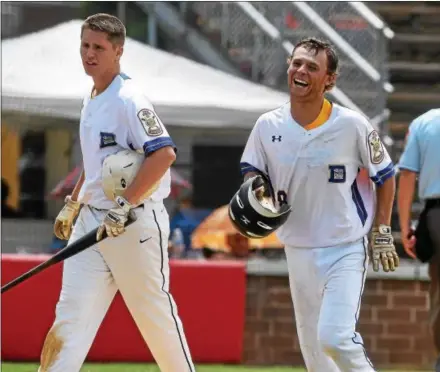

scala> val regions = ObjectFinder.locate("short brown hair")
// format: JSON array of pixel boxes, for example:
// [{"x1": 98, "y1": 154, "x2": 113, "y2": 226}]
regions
[
  {"x1": 292, "y1": 37, "x2": 339, "y2": 74},
  {"x1": 81, "y1": 13, "x2": 126, "y2": 46},
  {"x1": 289, "y1": 37, "x2": 339, "y2": 91}
]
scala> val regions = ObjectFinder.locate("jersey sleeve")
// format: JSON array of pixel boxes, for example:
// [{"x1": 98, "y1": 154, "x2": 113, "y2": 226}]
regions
[
  {"x1": 397, "y1": 119, "x2": 421, "y2": 173},
  {"x1": 124, "y1": 94, "x2": 176, "y2": 156},
  {"x1": 240, "y1": 117, "x2": 267, "y2": 177},
  {"x1": 357, "y1": 116, "x2": 395, "y2": 186}
]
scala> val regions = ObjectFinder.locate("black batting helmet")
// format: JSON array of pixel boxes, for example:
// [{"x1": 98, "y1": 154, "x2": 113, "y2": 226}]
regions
[{"x1": 228, "y1": 175, "x2": 291, "y2": 239}]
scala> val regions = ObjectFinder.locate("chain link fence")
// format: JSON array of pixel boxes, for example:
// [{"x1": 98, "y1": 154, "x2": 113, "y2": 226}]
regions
[
  {"x1": 191, "y1": 2, "x2": 287, "y2": 85},
  {"x1": 304, "y1": 1, "x2": 392, "y2": 123},
  {"x1": 189, "y1": 1, "x2": 392, "y2": 127}
]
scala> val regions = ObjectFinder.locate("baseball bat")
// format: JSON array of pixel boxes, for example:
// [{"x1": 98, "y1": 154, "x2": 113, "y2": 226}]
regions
[{"x1": 1, "y1": 217, "x2": 136, "y2": 294}]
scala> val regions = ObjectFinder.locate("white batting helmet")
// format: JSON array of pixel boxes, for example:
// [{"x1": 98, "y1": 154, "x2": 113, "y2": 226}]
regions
[{"x1": 101, "y1": 149, "x2": 159, "y2": 202}]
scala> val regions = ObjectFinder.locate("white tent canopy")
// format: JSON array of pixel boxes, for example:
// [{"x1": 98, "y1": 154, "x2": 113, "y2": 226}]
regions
[{"x1": 2, "y1": 20, "x2": 289, "y2": 128}]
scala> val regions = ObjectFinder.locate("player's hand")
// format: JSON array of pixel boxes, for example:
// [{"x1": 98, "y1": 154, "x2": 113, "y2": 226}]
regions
[
  {"x1": 254, "y1": 185, "x2": 265, "y2": 200},
  {"x1": 54, "y1": 196, "x2": 81, "y2": 240},
  {"x1": 369, "y1": 225, "x2": 400, "y2": 272},
  {"x1": 402, "y1": 228, "x2": 417, "y2": 259},
  {"x1": 96, "y1": 196, "x2": 132, "y2": 241}
]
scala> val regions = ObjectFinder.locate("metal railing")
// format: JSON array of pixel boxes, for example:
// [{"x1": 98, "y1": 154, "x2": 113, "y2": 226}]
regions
[
  {"x1": 136, "y1": 1, "x2": 244, "y2": 78},
  {"x1": 236, "y1": 2, "x2": 364, "y2": 114},
  {"x1": 189, "y1": 1, "x2": 394, "y2": 129},
  {"x1": 292, "y1": 2, "x2": 391, "y2": 93}
]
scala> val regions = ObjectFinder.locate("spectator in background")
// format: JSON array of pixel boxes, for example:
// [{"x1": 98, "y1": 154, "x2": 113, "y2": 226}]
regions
[
  {"x1": 397, "y1": 108, "x2": 440, "y2": 372},
  {"x1": 169, "y1": 191, "x2": 210, "y2": 259},
  {"x1": 49, "y1": 234, "x2": 68, "y2": 253},
  {"x1": 169, "y1": 226, "x2": 186, "y2": 258},
  {"x1": 1, "y1": 178, "x2": 21, "y2": 218},
  {"x1": 227, "y1": 232, "x2": 250, "y2": 259},
  {"x1": 201, "y1": 233, "x2": 258, "y2": 261}
]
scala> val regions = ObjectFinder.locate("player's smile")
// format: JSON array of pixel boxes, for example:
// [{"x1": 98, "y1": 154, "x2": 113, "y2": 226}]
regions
[
  {"x1": 292, "y1": 77, "x2": 310, "y2": 92},
  {"x1": 293, "y1": 78, "x2": 309, "y2": 87},
  {"x1": 290, "y1": 74, "x2": 312, "y2": 96}
]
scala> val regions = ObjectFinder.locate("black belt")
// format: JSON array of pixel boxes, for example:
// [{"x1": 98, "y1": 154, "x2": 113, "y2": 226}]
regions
[
  {"x1": 426, "y1": 198, "x2": 440, "y2": 209},
  {"x1": 88, "y1": 204, "x2": 144, "y2": 212}
]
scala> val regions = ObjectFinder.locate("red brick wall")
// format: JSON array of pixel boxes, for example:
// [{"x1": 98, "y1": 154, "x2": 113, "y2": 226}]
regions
[{"x1": 243, "y1": 276, "x2": 435, "y2": 370}]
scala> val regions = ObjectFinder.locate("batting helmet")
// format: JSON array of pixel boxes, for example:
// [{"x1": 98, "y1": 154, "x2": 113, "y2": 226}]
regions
[
  {"x1": 228, "y1": 175, "x2": 291, "y2": 239},
  {"x1": 101, "y1": 149, "x2": 159, "y2": 202}
]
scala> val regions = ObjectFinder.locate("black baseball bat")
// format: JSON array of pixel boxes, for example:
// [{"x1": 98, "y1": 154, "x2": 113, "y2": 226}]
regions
[{"x1": 1, "y1": 217, "x2": 136, "y2": 294}]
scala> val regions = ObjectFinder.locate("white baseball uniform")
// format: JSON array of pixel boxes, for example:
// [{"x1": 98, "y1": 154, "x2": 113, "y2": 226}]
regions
[
  {"x1": 241, "y1": 100, "x2": 395, "y2": 371},
  {"x1": 39, "y1": 74, "x2": 194, "y2": 372}
]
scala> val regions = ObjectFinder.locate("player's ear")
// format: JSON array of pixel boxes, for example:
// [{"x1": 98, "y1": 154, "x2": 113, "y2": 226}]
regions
[
  {"x1": 324, "y1": 72, "x2": 337, "y2": 92},
  {"x1": 117, "y1": 45, "x2": 124, "y2": 59}
]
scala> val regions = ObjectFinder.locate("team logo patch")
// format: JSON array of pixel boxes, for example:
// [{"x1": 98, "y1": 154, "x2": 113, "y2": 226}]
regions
[
  {"x1": 368, "y1": 130, "x2": 385, "y2": 164},
  {"x1": 99, "y1": 132, "x2": 117, "y2": 148},
  {"x1": 328, "y1": 165, "x2": 346, "y2": 183},
  {"x1": 137, "y1": 109, "x2": 163, "y2": 137}
]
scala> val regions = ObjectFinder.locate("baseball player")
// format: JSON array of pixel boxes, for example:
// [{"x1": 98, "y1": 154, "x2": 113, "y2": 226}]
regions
[
  {"x1": 240, "y1": 37, "x2": 399, "y2": 371},
  {"x1": 39, "y1": 14, "x2": 194, "y2": 372},
  {"x1": 397, "y1": 108, "x2": 440, "y2": 372}
]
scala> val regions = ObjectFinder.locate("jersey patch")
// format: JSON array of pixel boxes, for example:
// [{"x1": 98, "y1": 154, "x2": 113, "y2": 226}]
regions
[
  {"x1": 137, "y1": 109, "x2": 163, "y2": 137},
  {"x1": 367, "y1": 130, "x2": 385, "y2": 164},
  {"x1": 328, "y1": 165, "x2": 346, "y2": 183},
  {"x1": 99, "y1": 132, "x2": 117, "y2": 148}
]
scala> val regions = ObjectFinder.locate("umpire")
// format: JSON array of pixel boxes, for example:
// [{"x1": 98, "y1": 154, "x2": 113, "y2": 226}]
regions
[{"x1": 397, "y1": 108, "x2": 440, "y2": 371}]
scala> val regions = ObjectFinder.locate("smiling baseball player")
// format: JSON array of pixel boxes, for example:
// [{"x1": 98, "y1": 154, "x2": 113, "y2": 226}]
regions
[
  {"x1": 40, "y1": 14, "x2": 194, "y2": 372},
  {"x1": 238, "y1": 37, "x2": 399, "y2": 371}
]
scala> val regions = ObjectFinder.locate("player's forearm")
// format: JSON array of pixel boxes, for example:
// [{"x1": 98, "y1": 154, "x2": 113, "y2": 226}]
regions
[
  {"x1": 397, "y1": 170, "x2": 417, "y2": 237},
  {"x1": 373, "y1": 175, "x2": 396, "y2": 227},
  {"x1": 70, "y1": 170, "x2": 85, "y2": 202},
  {"x1": 123, "y1": 146, "x2": 176, "y2": 205}
]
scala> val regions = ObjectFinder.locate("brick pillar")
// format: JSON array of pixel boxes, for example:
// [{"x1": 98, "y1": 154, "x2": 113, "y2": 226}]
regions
[
  {"x1": 360, "y1": 279, "x2": 435, "y2": 368},
  {"x1": 243, "y1": 276, "x2": 303, "y2": 365},
  {"x1": 243, "y1": 275, "x2": 435, "y2": 369}
]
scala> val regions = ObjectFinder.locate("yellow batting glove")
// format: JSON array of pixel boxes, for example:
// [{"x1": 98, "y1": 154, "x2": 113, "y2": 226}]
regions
[
  {"x1": 96, "y1": 196, "x2": 132, "y2": 241},
  {"x1": 370, "y1": 225, "x2": 400, "y2": 272},
  {"x1": 53, "y1": 196, "x2": 81, "y2": 240}
]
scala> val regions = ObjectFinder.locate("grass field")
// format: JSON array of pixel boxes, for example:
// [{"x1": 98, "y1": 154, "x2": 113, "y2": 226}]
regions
[
  {"x1": 3, "y1": 365, "x2": 298, "y2": 372},
  {"x1": 0, "y1": 364, "x2": 429, "y2": 372}
]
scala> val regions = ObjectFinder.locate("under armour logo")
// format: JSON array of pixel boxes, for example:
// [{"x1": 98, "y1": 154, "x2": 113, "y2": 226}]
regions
[
  {"x1": 240, "y1": 215, "x2": 250, "y2": 225},
  {"x1": 272, "y1": 135, "x2": 282, "y2": 142}
]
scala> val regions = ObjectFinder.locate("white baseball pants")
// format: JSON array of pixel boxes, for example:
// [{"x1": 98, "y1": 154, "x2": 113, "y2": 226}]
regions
[
  {"x1": 38, "y1": 202, "x2": 194, "y2": 372},
  {"x1": 285, "y1": 238, "x2": 375, "y2": 372}
]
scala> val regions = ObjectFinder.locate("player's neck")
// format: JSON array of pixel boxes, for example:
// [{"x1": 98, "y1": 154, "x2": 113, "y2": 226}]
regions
[
  {"x1": 290, "y1": 98, "x2": 325, "y2": 127},
  {"x1": 92, "y1": 68, "x2": 120, "y2": 97}
]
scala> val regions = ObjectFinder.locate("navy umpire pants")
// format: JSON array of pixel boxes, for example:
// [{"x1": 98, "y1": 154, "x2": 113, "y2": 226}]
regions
[{"x1": 426, "y1": 200, "x2": 440, "y2": 370}]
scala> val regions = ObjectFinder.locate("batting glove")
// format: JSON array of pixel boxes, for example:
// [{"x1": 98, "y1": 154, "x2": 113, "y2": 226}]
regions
[
  {"x1": 97, "y1": 196, "x2": 132, "y2": 241},
  {"x1": 54, "y1": 196, "x2": 81, "y2": 240},
  {"x1": 369, "y1": 224, "x2": 400, "y2": 272}
]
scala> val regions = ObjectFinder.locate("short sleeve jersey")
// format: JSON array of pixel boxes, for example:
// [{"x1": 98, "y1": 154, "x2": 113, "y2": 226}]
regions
[
  {"x1": 78, "y1": 73, "x2": 175, "y2": 209},
  {"x1": 240, "y1": 102, "x2": 395, "y2": 248},
  {"x1": 398, "y1": 108, "x2": 440, "y2": 200}
]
